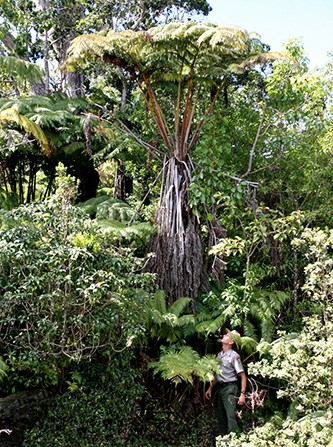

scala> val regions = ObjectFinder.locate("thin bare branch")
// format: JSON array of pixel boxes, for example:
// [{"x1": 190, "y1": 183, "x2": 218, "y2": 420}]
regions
[{"x1": 243, "y1": 101, "x2": 267, "y2": 177}]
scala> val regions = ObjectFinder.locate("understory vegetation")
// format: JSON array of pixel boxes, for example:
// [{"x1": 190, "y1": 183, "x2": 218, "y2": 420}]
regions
[{"x1": 0, "y1": 1, "x2": 333, "y2": 446}]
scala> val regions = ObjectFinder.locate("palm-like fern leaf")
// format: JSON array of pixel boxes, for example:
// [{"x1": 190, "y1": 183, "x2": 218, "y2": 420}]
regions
[
  {"x1": 0, "y1": 96, "x2": 53, "y2": 115},
  {"x1": 95, "y1": 219, "x2": 154, "y2": 242},
  {"x1": 66, "y1": 22, "x2": 280, "y2": 83},
  {"x1": 95, "y1": 199, "x2": 137, "y2": 223},
  {"x1": 142, "y1": 291, "x2": 195, "y2": 343},
  {"x1": 168, "y1": 297, "x2": 192, "y2": 317},
  {"x1": 149, "y1": 345, "x2": 219, "y2": 385},
  {"x1": 65, "y1": 22, "x2": 283, "y2": 159},
  {"x1": 196, "y1": 313, "x2": 228, "y2": 335},
  {"x1": 0, "y1": 107, "x2": 51, "y2": 156},
  {"x1": 0, "y1": 56, "x2": 44, "y2": 83},
  {"x1": 28, "y1": 109, "x2": 76, "y2": 127}
]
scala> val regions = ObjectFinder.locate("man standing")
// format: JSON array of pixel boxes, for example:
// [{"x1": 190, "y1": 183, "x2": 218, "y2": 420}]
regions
[{"x1": 205, "y1": 331, "x2": 247, "y2": 435}]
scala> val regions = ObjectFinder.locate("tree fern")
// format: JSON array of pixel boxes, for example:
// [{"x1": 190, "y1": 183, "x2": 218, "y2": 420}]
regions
[
  {"x1": 77, "y1": 195, "x2": 112, "y2": 217},
  {"x1": 196, "y1": 285, "x2": 290, "y2": 345},
  {"x1": 249, "y1": 288, "x2": 291, "y2": 341},
  {"x1": 65, "y1": 21, "x2": 283, "y2": 305}
]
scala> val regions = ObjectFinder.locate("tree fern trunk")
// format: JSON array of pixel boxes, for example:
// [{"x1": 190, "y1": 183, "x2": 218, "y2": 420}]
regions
[{"x1": 148, "y1": 156, "x2": 202, "y2": 310}]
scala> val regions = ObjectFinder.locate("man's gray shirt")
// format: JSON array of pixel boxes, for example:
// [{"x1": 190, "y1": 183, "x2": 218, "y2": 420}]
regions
[{"x1": 215, "y1": 349, "x2": 244, "y2": 383}]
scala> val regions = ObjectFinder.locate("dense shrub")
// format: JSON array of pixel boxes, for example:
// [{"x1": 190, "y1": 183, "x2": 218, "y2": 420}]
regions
[
  {"x1": 216, "y1": 227, "x2": 333, "y2": 447},
  {"x1": 23, "y1": 351, "x2": 215, "y2": 447},
  {"x1": 0, "y1": 167, "x2": 155, "y2": 391}
]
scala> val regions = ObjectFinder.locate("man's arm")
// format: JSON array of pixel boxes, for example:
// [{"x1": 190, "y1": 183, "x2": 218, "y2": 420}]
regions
[
  {"x1": 237, "y1": 371, "x2": 247, "y2": 405},
  {"x1": 205, "y1": 376, "x2": 217, "y2": 399}
]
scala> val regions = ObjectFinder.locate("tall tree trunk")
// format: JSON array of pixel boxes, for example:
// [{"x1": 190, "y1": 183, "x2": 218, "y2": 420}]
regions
[{"x1": 147, "y1": 156, "x2": 202, "y2": 310}]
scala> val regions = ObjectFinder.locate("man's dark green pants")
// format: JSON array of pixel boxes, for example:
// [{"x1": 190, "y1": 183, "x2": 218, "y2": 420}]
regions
[{"x1": 215, "y1": 382, "x2": 240, "y2": 435}]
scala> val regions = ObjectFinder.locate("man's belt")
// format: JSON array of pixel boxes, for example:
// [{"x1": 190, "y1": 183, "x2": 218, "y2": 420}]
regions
[{"x1": 216, "y1": 380, "x2": 238, "y2": 387}]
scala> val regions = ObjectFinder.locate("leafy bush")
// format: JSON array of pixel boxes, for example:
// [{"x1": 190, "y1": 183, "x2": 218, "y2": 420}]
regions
[
  {"x1": 216, "y1": 411, "x2": 333, "y2": 447},
  {"x1": 23, "y1": 351, "x2": 146, "y2": 447},
  {"x1": 23, "y1": 351, "x2": 215, "y2": 447},
  {"x1": 216, "y1": 227, "x2": 333, "y2": 447},
  {"x1": 0, "y1": 166, "x2": 155, "y2": 390}
]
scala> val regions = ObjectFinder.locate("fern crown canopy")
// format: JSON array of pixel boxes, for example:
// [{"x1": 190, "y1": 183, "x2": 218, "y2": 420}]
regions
[{"x1": 65, "y1": 21, "x2": 271, "y2": 80}]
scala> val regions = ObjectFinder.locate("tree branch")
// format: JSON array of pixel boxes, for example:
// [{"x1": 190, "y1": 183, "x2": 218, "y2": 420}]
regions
[{"x1": 243, "y1": 102, "x2": 267, "y2": 177}]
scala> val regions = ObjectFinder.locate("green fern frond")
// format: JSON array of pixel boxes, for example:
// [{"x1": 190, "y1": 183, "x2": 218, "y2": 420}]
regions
[
  {"x1": 184, "y1": 23, "x2": 213, "y2": 38},
  {"x1": 28, "y1": 109, "x2": 75, "y2": 126},
  {"x1": 150, "y1": 309, "x2": 165, "y2": 326},
  {"x1": 142, "y1": 292, "x2": 196, "y2": 343},
  {"x1": 52, "y1": 97, "x2": 89, "y2": 113},
  {"x1": 197, "y1": 25, "x2": 249, "y2": 51},
  {"x1": 94, "y1": 218, "x2": 126, "y2": 231},
  {"x1": 148, "y1": 345, "x2": 219, "y2": 385},
  {"x1": 95, "y1": 219, "x2": 154, "y2": 242},
  {"x1": 0, "y1": 357, "x2": 7, "y2": 381},
  {"x1": 95, "y1": 199, "x2": 137, "y2": 223},
  {"x1": 0, "y1": 55, "x2": 44, "y2": 83},
  {"x1": 0, "y1": 96, "x2": 53, "y2": 114},
  {"x1": 229, "y1": 51, "x2": 285, "y2": 74},
  {"x1": 260, "y1": 319, "x2": 275, "y2": 341},
  {"x1": 177, "y1": 313, "x2": 196, "y2": 327},
  {"x1": 151, "y1": 290, "x2": 167, "y2": 315},
  {"x1": 78, "y1": 195, "x2": 112, "y2": 217},
  {"x1": 168, "y1": 297, "x2": 192, "y2": 317},
  {"x1": 0, "y1": 108, "x2": 51, "y2": 156},
  {"x1": 242, "y1": 320, "x2": 258, "y2": 339},
  {"x1": 65, "y1": 34, "x2": 112, "y2": 70},
  {"x1": 196, "y1": 312, "x2": 228, "y2": 335},
  {"x1": 233, "y1": 335, "x2": 258, "y2": 354}
]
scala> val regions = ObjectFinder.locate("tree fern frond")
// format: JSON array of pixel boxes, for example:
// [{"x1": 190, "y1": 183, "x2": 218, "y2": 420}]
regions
[
  {"x1": 229, "y1": 51, "x2": 285, "y2": 73},
  {"x1": 148, "y1": 345, "x2": 219, "y2": 385},
  {"x1": 28, "y1": 109, "x2": 75, "y2": 127},
  {"x1": 95, "y1": 219, "x2": 154, "y2": 242},
  {"x1": 168, "y1": 297, "x2": 192, "y2": 317},
  {"x1": 95, "y1": 199, "x2": 136, "y2": 223},
  {"x1": 151, "y1": 290, "x2": 167, "y2": 315},
  {"x1": 0, "y1": 108, "x2": 51, "y2": 156},
  {"x1": 260, "y1": 319, "x2": 275, "y2": 342},
  {"x1": 176, "y1": 313, "x2": 196, "y2": 327},
  {"x1": 197, "y1": 25, "x2": 250, "y2": 51},
  {"x1": 196, "y1": 312, "x2": 228, "y2": 335},
  {"x1": 77, "y1": 195, "x2": 111, "y2": 217},
  {"x1": 65, "y1": 34, "x2": 113, "y2": 70},
  {"x1": 0, "y1": 96, "x2": 53, "y2": 114},
  {"x1": 233, "y1": 335, "x2": 258, "y2": 354},
  {"x1": 184, "y1": 23, "x2": 214, "y2": 38},
  {"x1": 242, "y1": 320, "x2": 257, "y2": 339},
  {"x1": 52, "y1": 97, "x2": 89, "y2": 113},
  {"x1": 0, "y1": 55, "x2": 44, "y2": 83}
]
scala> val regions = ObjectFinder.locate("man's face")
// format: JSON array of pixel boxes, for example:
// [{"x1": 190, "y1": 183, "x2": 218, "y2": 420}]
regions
[{"x1": 222, "y1": 333, "x2": 233, "y2": 346}]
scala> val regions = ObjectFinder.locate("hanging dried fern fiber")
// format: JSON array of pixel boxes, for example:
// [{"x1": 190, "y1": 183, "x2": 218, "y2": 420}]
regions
[{"x1": 149, "y1": 155, "x2": 202, "y2": 308}]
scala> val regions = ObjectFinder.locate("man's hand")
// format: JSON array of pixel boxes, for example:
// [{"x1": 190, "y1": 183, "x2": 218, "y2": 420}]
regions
[
  {"x1": 205, "y1": 387, "x2": 212, "y2": 400},
  {"x1": 237, "y1": 393, "x2": 246, "y2": 406}
]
